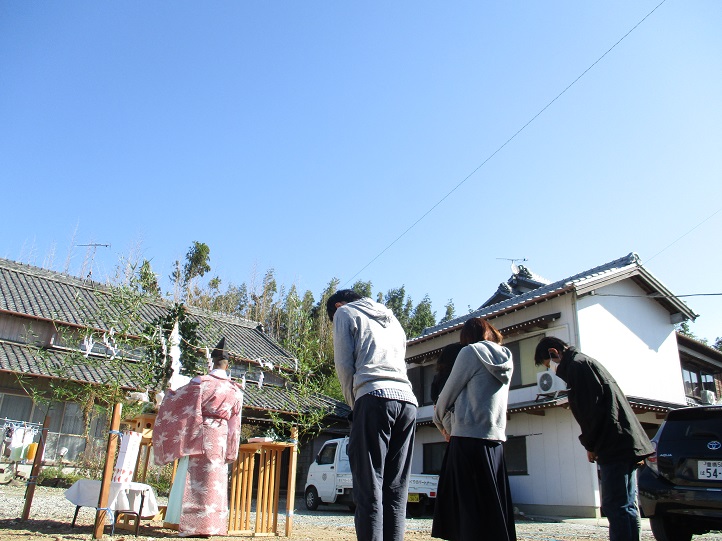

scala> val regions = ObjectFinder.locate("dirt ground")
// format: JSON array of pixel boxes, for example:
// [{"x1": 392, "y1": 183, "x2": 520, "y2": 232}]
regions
[
  {"x1": 3, "y1": 483, "x2": 720, "y2": 541},
  {"x1": 0, "y1": 517, "x2": 431, "y2": 541}
]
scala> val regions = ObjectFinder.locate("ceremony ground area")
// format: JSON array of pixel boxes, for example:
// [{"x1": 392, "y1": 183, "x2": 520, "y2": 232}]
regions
[{"x1": 2, "y1": 483, "x2": 722, "y2": 541}]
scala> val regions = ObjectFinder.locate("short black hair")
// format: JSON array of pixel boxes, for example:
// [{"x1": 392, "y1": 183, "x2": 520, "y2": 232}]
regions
[
  {"x1": 326, "y1": 289, "x2": 363, "y2": 321},
  {"x1": 533, "y1": 336, "x2": 569, "y2": 365},
  {"x1": 436, "y1": 343, "x2": 464, "y2": 375}
]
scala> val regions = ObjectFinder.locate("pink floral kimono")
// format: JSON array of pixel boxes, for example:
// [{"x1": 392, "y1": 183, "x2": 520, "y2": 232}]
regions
[{"x1": 154, "y1": 374, "x2": 243, "y2": 536}]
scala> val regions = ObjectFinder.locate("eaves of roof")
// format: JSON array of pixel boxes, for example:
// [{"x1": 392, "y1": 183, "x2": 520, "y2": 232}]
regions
[
  {"x1": 505, "y1": 394, "x2": 685, "y2": 417},
  {"x1": 676, "y1": 332, "x2": 722, "y2": 364},
  {"x1": 626, "y1": 395, "x2": 687, "y2": 413},
  {"x1": 507, "y1": 395, "x2": 568, "y2": 415},
  {"x1": 242, "y1": 383, "x2": 351, "y2": 419},
  {"x1": 0, "y1": 340, "x2": 139, "y2": 390}
]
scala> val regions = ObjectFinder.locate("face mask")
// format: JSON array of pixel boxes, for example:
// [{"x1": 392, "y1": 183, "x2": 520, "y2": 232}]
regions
[{"x1": 549, "y1": 359, "x2": 560, "y2": 374}]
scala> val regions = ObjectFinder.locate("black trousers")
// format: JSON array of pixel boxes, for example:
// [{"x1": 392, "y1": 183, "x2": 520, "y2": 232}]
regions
[
  {"x1": 347, "y1": 394, "x2": 417, "y2": 541},
  {"x1": 432, "y1": 436, "x2": 516, "y2": 541}
]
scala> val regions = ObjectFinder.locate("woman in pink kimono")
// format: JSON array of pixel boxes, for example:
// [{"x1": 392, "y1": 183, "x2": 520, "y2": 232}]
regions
[{"x1": 154, "y1": 338, "x2": 244, "y2": 537}]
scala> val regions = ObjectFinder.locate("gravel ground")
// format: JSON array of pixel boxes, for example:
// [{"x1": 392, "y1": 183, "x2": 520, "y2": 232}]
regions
[{"x1": 1, "y1": 481, "x2": 721, "y2": 540}]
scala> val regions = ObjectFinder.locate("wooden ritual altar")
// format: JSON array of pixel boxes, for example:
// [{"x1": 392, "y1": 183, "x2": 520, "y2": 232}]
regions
[{"x1": 228, "y1": 435, "x2": 298, "y2": 537}]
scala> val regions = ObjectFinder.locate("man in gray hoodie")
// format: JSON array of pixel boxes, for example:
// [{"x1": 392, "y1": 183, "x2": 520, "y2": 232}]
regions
[{"x1": 327, "y1": 289, "x2": 418, "y2": 541}]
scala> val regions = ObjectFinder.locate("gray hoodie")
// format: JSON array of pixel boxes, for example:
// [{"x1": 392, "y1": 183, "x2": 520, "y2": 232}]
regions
[
  {"x1": 433, "y1": 341, "x2": 513, "y2": 441},
  {"x1": 333, "y1": 298, "x2": 413, "y2": 409}
]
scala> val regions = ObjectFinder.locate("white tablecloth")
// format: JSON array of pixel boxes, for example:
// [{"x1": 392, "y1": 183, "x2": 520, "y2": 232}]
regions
[{"x1": 65, "y1": 479, "x2": 159, "y2": 518}]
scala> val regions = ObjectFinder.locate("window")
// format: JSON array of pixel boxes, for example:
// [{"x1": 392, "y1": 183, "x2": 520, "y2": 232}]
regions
[
  {"x1": 408, "y1": 366, "x2": 422, "y2": 404},
  {"x1": 318, "y1": 443, "x2": 337, "y2": 465},
  {"x1": 504, "y1": 335, "x2": 540, "y2": 388},
  {"x1": 503, "y1": 436, "x2": 528, "y2": 475},
  {"x1": 682, "y1": 363, "x2": 717, "y2": 399},
  {"x1": 423, "y1": 442, "x2": 447, "y2": 475},
  {"x1": 0, "y1": 394, "x2": 33, "y2": 421},
  {"x1": 60, "y1": 402, "x2": 84, "y2": 436},
  {"x1": 505, "y1": 342, "x2": 523, "y2": 388},
  {"x1": 408, "y1": 364, "x2": 437, "y2": 407},
  {"x1": 422, "y1": 364, "x2": 436, "y2": 405}
]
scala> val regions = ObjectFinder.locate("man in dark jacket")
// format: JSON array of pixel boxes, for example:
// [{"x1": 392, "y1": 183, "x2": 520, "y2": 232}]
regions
[{"x1": 534, "y1": 337, "x2": 654, "y2": 541}]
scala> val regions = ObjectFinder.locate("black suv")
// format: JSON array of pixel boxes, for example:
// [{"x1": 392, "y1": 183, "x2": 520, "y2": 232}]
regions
[{"x1": 638, "y1": 406, "x2": 722, "y2": 541}]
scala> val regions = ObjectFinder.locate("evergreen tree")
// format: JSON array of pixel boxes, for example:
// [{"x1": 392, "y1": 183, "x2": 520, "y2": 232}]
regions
[
  {"x1": 439, "y1": 299, "x2": 455, "y2": 324},
  {"x1": 352, "y1": 280, "x2": 373, "y2": 299},
  {"x1": 408, "y1": 295, "x2": 436, "y2": 338},
  {"x1": 384, "y1": 286, "x2": 412, "y2": 333}
]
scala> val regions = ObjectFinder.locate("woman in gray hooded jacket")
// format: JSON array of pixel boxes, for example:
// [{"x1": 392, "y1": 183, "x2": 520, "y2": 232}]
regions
[{"x1": 432, "y1": 317, "x2": 516, "y2": 541}]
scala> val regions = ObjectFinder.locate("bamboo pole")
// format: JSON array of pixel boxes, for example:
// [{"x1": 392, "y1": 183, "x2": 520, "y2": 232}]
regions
[
  {"x1": 21, "y1": 414, "x2": 51, "y2": 521},
  {"x1": 285, "y1": 427, "x2": 299, "y2": 537},
  {"x1": 271, "y1": 448, "x2": 282, "y2": 533},
  {"x1": 93, "y1": 402, "x2": 122, "y2": 539}
]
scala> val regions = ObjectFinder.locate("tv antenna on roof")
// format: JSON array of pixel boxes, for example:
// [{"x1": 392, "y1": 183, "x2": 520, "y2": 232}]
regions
[
  {"x1": 76, "y1": 243, "x2": 110, "y2": 279},
  {"x1": 496, "y1": 257, "x2": 528, "y2": 275}
]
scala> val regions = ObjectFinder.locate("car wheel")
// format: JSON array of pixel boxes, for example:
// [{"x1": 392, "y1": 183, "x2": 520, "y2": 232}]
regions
[
  {"x1": 650, "y1": 515, "x2": 693, "y2": 541},
  {"x1": 305, "y1": 486, "x2": 320, "y2": 511}
]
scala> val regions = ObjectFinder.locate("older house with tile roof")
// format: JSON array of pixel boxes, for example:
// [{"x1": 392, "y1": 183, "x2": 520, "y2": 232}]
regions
[
  {"x1": 404, "y1": 253, "x2": 713, "y2": 518},
  {"x1": 0, "y1": 257, "x2": 350, "y2": 478}
]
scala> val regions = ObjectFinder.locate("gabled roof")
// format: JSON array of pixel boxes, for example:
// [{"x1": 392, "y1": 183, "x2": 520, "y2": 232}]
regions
[
  {"x1": 480, "y1": 265, "x2": 551, "y2": 308},
  {"x1": 0, "y1": 257, "x2": 296, "y2": 371},
  {"x1": 411, "y1": 253, "x2": 697, "y2": 345}
]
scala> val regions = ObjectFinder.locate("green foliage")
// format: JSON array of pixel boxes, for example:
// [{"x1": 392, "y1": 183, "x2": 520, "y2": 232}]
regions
[
  {"x1": 714, "y1": 337, "x2": 721, "y2": 352},
  {"x1": 143, "y1": 302, "x2": 205, "y2": 388},
  {"x1": 144, "y1": 463, "x2": 175, "y2": 497},
  {"x1": 676, "y1": 321, "x2": 695, "y2": 338},
  {"x1": 384, "y1": 286, "x2": 412, "y2": 332},
  {"x1": 183, "y1": 241, "x2": 211, "y2": 284},
  {"x1": 38, "y1": 466, "x2": 85, "y2": 487},
  {"x1": 138, "y1": 260, "x2": 160, "y2": 296},
  {"x1": 17, "y1": 261, "x2": 209, "y2": 448},
  {"x1": 352, "y1": 280, "x2": 373, "y2": 299},
  {"x1": 407, "y1": 295, "x2": 436, "y2": 339},
  {"x1": 439, "y1": 299, "x2": 456, "y2": 325}
]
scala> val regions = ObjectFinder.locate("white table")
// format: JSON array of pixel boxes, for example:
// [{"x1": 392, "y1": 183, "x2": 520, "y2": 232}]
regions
[{"x1": 65, "y1": 479, "x2": 159, "y2": 534}]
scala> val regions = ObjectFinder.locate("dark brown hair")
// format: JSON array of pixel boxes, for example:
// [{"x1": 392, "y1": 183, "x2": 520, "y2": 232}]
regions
[{"x1": 459, "y1": 317, "x2": 503, "y2": 346}]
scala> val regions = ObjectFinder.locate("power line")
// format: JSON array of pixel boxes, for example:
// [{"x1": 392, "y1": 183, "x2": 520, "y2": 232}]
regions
[
  {"x1": 343, "y1": 0, "x2": 668, "y2": 287},
  {"x1": 642, "y1": 207, "x2": 722, "y2": 265}
]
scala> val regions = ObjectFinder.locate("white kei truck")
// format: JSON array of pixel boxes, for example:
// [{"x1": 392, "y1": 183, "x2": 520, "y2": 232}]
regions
[{"x1": 304, "y1": 437, "x2": 439, "y2": 515}]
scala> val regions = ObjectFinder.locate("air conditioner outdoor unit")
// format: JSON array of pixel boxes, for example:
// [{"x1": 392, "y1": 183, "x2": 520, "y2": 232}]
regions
[
  {"x1": 700, "y1": 390, "x2": 716, "y2": 405},
  {"x1": 537, "y1": 371, "x2": 567, "y2": 395}
]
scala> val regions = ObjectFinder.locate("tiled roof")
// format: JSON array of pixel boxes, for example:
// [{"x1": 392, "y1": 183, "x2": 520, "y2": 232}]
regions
[
  {"x1": 0, "y1": 258, "x2": 297, "y2": 371},
  {"x1": 0, "y1": 258, "x2": 352, "y2": 420},
  {"x1": 0, "y1": 339, "x2": 351, "y2": 418},
  {"x1": 243, "y1": 382, "x2": 352, "y2": 418},
  {"x1": 0, "y1": 339, "x2": 139, "y2": 388},
  {"x1": 413, "y1": 252, "x2": 697, "y2": 343}
]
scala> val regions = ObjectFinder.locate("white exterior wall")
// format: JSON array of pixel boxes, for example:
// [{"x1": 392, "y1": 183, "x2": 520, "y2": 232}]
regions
[
  {"x1": 410, "y1": 418, "x2": 439, "y2": 475},
  {"x1": 576, "y1": 280, "x2": 686, "y2": 404},
  {"x1": 507, "y1": 408, "x2": 600, "y2": 515},
  {"x1": 407, "y1": 277, "x2": 683, "y2": 516}
]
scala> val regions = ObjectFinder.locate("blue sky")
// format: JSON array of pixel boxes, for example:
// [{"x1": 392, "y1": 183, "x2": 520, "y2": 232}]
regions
[{"x1": 2, "y1": 1, "x2": 721, "y2": 342}]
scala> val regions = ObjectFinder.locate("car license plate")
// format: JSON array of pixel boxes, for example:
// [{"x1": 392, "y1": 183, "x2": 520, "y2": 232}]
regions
[
  {"x1": 698, "y1": 461, "x2": 722, "y2": 480},
  {"x1": 407, "y1": 493, "x2": 420, "y2": 503}
]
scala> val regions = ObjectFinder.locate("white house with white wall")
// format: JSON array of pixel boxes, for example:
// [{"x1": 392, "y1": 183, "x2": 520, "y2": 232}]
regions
[{"x1": 405, "y1": 253, "x2": 697, "y2": 517}]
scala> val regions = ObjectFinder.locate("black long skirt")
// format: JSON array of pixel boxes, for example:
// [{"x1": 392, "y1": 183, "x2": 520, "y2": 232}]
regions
[{"x1": 432, "y1": 437, "x2": 516, "y2": 541}]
